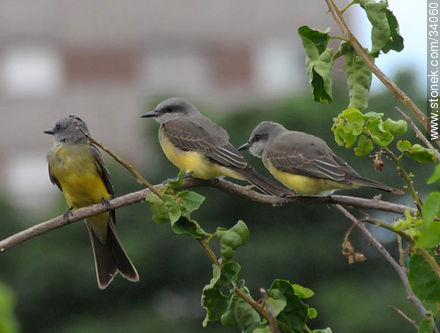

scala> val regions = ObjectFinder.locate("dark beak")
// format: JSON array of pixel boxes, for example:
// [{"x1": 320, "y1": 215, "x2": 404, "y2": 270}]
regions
[
  {"x1": 238, "y1": 142, "x2": 252, "y2": 151},
  {"x1": 141, "y1": 109, "x2": 159, "y2": 118},
  {"x1": 44, "y1": 128, "x2": 55, "y2": 135}
]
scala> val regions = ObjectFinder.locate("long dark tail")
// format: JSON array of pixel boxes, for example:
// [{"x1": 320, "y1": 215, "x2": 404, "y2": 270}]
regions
[
  {"x1": 351, "y1": 175, "x2": 404, "y2": 195},
  {"x1": 86, "y1": 221, "x2": 139, "y2": 289},
  {"x1": 236, "y1": 167, "x2": 293, "y2": 197}
]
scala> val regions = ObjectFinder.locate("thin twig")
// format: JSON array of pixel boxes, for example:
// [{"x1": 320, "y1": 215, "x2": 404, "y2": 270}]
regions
[
  {"x1": 260, "y1": 288, "x2": 280, "y2": 333},
  {"x1": 0, "y1": 177, "x2": 415, "y2": 252},
  {"x1": 397, "y1": 235, "x2": 406, "y2": 268},
  {"x1": 70, "y1": 115, "x2": 164, "y2": 200},
  {"x1": 363, "y1": 217, "x2": 412, "y2": 242},
  {"x1": 198, "y1": 238, "x2": 220, "y2": 267},
  {"x1": 335, "y1": 205, "x2": 433, "y2": 324},
  {"x1": 384, "y1": 147, "x2": 423, "y2": 213},
  {"x1": 340, "y1": 0, "x2": 355, "y2": 14},
  {"x1": 394, "y1": 106, "x2": 440, "y2": 161},
  {"x1": 234, "y1": 286, "x2": 268, "y2": 319},
  {"x1": 325, "y1": 0, "x2": 428, "y2": 133},
  {"x1": 416, "y1": 248, "x2": 440, "y2": 280},
  {"x1": 390, "y1": 305, "x2": 419, "y2": 330}
]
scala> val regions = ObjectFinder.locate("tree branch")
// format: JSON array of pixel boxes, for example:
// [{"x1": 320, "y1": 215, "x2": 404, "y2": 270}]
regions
[
  {"x1": 394, "y1": 106, "x2": 440, "y2": 162},
  {"x1": 0, "y1": 177, "x2": 413, "y2": 252},
  {"x1": 335, "y1": 205, "x2": 434, "y2": 325},
  {"x1": 325, "y1": 0, "x2": 428, "y2": 132}
]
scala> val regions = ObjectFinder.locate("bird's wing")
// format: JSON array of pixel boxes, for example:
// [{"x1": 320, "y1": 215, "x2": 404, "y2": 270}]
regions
[
  {"x1": 162, "y1": 118, "x2": 248, "y2": 169},
  {"x1": 89, "y1": 144, "x2": 116, "y2": 222},
  {"x1": 89, "y1": 144, "x2": 114, "y2": 196},
  {"x1": 48, "y1": 164, "x2": 63, "y2": 192},
  {"x1": 266, "y1": 132, "x2": 351, "y2": 182}
]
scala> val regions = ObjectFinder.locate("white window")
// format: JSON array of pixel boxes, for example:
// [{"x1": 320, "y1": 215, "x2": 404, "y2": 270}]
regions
[
  {"x1": 141, "y1": 47, "x2": 210, "y2": 94},
  {"x1": 253, "y1": 38, "x2": 302, "y2": 96},
  {"x1": 1, "y1": 46, "x2": 62, "y2": 97},
  {"x1": 4, "y1": 152, "x2": 56, "y2": 211}
]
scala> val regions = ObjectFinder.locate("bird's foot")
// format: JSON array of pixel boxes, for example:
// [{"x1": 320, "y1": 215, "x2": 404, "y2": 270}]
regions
[
  {"x1": 101, "y1": 198, "x2": 111, "y2": 209},
  {"x1": 63, "y1": 207, "x2": 74, "y2": 220}
]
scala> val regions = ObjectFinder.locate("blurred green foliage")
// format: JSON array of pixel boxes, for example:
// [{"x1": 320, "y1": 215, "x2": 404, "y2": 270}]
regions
[{"x1": 0, "y1": 73, "x2": 435, "y2": 332}]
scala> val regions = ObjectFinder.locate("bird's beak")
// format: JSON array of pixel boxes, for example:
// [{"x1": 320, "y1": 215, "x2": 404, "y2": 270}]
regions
[
  {"x1": 141, "y1": 109, "x2": 159, "y2": 118},
  {"x1": 238, "y1": 142, "x2": 252, "y2": 151},
  {"x1": 44, "y1": 128, "x2": 55, "y2": 135}
]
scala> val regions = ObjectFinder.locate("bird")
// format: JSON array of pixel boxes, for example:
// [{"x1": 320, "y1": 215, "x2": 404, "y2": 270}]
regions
[
  {"x1": 45, "y1": 115, "x2": 139, "y2": 289},
  {"x1": 141, "y1": 97, "x2": 290, "y2": 197},
  {"x1": 238, "y1": 121, "x2": 403, "y2": 195}
]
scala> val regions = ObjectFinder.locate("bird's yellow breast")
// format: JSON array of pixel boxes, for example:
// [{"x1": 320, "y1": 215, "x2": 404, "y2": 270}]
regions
[
  {"x1": 264, "y1": 158, "x2": 355, "y2": 195},
  {"x1": 47, "y1": 144, "x2": 111, "y2": 208},
  {"x1": 159, "y1": 128, "x2": 242, "y2": 180}
]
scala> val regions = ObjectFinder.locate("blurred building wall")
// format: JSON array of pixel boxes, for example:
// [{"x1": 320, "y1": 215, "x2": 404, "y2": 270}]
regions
[{"x1": 0, "y1": 0, "x2": 341, "y2": 208}]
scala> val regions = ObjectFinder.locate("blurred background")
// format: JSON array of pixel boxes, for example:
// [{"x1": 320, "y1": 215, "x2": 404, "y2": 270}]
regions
[{"x1": 0, "y1": 0, "x2": 432, "y2": 332}]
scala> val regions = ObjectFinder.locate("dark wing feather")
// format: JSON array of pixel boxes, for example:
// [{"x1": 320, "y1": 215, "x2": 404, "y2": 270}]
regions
[
  {"x1": 162, "y1": 119, "x2": 248, "y2": 169},
  {"x1": 266, "y1": 132, "x2": 355, "y2": 183},
  {"x1": 89, "y1": 144, "x2": 116, "y2": 223},
  {"x1": 48, "y1": 164, "x2": 63, "y2": 192}
]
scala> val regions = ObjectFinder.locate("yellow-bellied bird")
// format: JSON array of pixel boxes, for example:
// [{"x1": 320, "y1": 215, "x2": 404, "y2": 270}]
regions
[
  {"x1": 239, "y1": 121, "x2": 403, "y2": 195},
  {"x1": 142, "y1": 98, "x2": 290, "y2": 197},
  {"x1": 45, "y1": 116, "x2": 139, "y2": 289}
]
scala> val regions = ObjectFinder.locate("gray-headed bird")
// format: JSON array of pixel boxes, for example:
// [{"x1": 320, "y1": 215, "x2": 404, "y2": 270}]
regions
[
  {"x1": 45, "y1": 116, "x2": 139, "y2": 289},
  {"x1": 238, "y1": 121, "x2": 403, "y2": 195},
  {"x1": 142, "y1": 98, "x2": 290, "y2": 197}
]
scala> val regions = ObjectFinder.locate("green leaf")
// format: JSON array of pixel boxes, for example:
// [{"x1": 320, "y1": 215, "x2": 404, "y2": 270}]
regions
[
  {"x1": 268, "y1": 280, "x2": 308, "y2": 332},
  {"x1": 382, "y1": 118, "x2": 407, "y2": 135},
  {"x1": 357, "y1": 0, "x2": 404, "y2": 55},
  {"x1": 266, "y1": 288, "x2": 287, "y2": 317},
  {"x1": 397, "y1": 140, "x2": 436, "y2": 163},
  {"x1": 202, "y1": 262, "x2": 241, "y2": 327},
  {"x1": 202, "y1": 265, "x2": 228, "y2": 327},
  {"x1": 145, "y1": 193, "x2": 181, "y2": 224},
  {"x1": 292, "y1": 284, "x2": 314, "y2": 299},
  {"x1": 252, "y1": 326, "x2": 271, "y2": 333},
  {"x1": 393, "y1": 209, "x2": 422, "y2": 240},
  {"x1": 422, "y1": 192, "x2": 440, "y2": 227},
  {"x1": 0, "y1": 282, "x2": 18, "y2": 333},
  {"x1": 164, "y1": 170, "x2": 185, "y2": 192},
  {"x1": 365, "y1": 113, "x2": 394, "y2": 147},
  {"x1": 308, "y1": 307, "x2": 318, "y2": 319},
  {"x1": 217, "y1": 220, "x2": 250, "y2": 261},
  {"x1": 415, "y1": 192, "x2": 440, "y2": 248},
  {"x1": 354, "y1": 134, "x2": 374, "y2": 156},
  {"x1": 177, "y1": 190, "x2": 205, "y2": 217},
  {"x1": 332, "y1": 108, "x2": 365, "y2": 148},
  {"x1": 298, "y1": 26, "x2": 334, "y2": 103},
  {"x1": 313, "y1": 329, "x2": 333, "y2": 333},
  {"x1": 428, "y1": 164, "x2": 440, "y2": 184},
  {"x1": 382, "y1": 8, "x2": 404, "y2": 53},
  {"x1": 339, "y1": 41, "x2": 372, "y2": 110},
  {"x1": 418, "y1": 317, "x2": 435, "y2": 333},
  {"x1": 170, "y1": 216, "x2": 209, "y2": 238},
  {"x1": 408, "y1": 253, "x2": 440, "y2": 303},
  {"x1": 221, "y1": 285, "x2": 261, "y2": 330}
]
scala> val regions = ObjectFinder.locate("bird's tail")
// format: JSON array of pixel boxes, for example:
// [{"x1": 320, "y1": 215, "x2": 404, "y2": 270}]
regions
[
  {"x1": 351, "y1": 175, "x2": 404, "y2": 195},
  {"x1": 86, "y1": 221, "x2": 139, "y2": 289},
  {"x1": 236, "y1": 167, "x2": 293, "y2": 197}
]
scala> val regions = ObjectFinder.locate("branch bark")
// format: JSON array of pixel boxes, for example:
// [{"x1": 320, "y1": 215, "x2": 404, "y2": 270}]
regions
[
  {"x1": 335, "y1": 205, "x2": 434, "y2": 325},
  {"x1": 0, "y1": 177, "x2": 412, "y2": 252}
]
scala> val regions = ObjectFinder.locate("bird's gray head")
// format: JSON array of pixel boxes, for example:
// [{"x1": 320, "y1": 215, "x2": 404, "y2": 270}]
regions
[
  {"x1": 238, "y1": 121, "x2": 286, "y2": 158},
  {"x1": 141, "y1": 97, "x2": 199, "y2": 124},
  {"x1": 44, "y1": 115, "x2": 90, "y2": 144}
]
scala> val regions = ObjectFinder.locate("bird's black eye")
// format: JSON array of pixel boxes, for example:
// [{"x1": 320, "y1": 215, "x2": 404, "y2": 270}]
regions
[
  {"x1": 55, "y1": 124, "x2": 61, "y2": 131},
  {"x1": 165, "y1": 106, "x2": 173, "y2": 113},
  {"x1": 254, "y1": 134, "x2": 261, "y2": 141}
]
